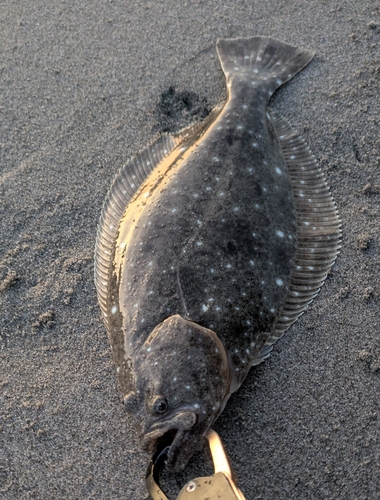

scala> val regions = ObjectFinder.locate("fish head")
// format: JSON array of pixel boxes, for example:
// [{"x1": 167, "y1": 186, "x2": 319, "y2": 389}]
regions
[{"x1": 123, "y1": 314, "x2": 231, "y2": 471}]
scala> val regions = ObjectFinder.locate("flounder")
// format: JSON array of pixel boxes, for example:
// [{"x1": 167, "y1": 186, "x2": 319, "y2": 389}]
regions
[{"x1": 94, "y1": 37, "x2": 341, "y2": 471}]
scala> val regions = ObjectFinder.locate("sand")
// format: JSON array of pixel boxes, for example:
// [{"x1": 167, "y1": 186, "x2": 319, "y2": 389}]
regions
[{"x1": 1, "y1": 1, "x2": 379, "y2": 498}]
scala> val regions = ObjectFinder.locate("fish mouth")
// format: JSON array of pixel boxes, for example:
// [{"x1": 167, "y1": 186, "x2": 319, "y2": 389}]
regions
[{"x1": 142, "y1": 408, "x2": 197, "y2": 452}]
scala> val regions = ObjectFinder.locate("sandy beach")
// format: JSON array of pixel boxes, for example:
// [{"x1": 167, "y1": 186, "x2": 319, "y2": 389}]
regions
[{"x1": 1, "y1": 1, "x2": 379, "y2": 498}]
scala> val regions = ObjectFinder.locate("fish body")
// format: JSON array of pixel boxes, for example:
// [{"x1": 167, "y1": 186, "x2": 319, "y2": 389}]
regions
[{"x1": 95, "y1": 37, "x2": 341, "y2": 471}]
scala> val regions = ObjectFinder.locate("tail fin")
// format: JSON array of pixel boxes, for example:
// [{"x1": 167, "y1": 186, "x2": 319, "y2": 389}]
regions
[{"x1": 216, "y1": 36, "x2": 314, "y2": 93}]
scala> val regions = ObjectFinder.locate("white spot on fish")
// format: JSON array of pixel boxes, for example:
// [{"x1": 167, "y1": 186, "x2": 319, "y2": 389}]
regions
[
  {"x1": 213, "y1": 157, "x2": 220, "y2": 162},
  {"x1": 276, "y1": 230, "x2": 285, "y2": 238},
  {"x1": 111, "y1": 305, "x2": 118, "y2": 314},
  {"x1": 196, "y1": 241, "x2": 203, "y2": 246},
  {"x1": 275, "y1": 167, "x2": 283, "y2": 175},
  {"x1": 276, "y1": 278, "x2": 284, "y2": 286}
]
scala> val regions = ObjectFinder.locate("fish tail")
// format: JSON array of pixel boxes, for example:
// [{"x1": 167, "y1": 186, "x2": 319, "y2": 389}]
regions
[{"x1": 216, "y1": 36, "x2": 314, "y2": 94}]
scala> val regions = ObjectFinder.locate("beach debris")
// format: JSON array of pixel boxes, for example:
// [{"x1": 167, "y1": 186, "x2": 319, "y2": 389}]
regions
[{"x1": 94, "y1": 36, "x2": 341, "y2": 472}]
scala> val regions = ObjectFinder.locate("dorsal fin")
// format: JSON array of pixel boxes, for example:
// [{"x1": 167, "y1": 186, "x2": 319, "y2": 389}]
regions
[
  {"x1": 264, "y1": 109, "x2": 341, "y2": 346},
  {"x1": 94, "y1": 133, "x2": 180, "y2": 328},
  {"x1": 94, "y1": 105, "x2": 224, "y2": 332}
]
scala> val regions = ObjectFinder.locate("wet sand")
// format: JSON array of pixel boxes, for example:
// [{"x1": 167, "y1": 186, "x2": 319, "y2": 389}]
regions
[{"x1": 1, "y1": 1, "x2": 379, "y2": 498}]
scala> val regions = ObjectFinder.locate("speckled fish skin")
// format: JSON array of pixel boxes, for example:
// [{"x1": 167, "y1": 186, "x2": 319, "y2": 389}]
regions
[{"x1": 94, "y1": 37, "x2": 341, "y2": 472}]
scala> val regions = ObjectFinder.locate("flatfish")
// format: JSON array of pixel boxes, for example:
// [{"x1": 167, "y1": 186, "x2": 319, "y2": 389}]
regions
[{"x1": 94, "y1": 36, "x2": 341, "y2": 471}]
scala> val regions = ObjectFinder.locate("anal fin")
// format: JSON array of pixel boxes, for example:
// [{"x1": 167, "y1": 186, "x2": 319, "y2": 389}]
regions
[{"x1": 266, "y1": 109, "x2": 342, "y2": 345}]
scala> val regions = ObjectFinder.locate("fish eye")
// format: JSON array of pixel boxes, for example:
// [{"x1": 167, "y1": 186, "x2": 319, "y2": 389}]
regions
[{"x1": 153, "y1": 396, "x2": 168, "y2": 414}]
